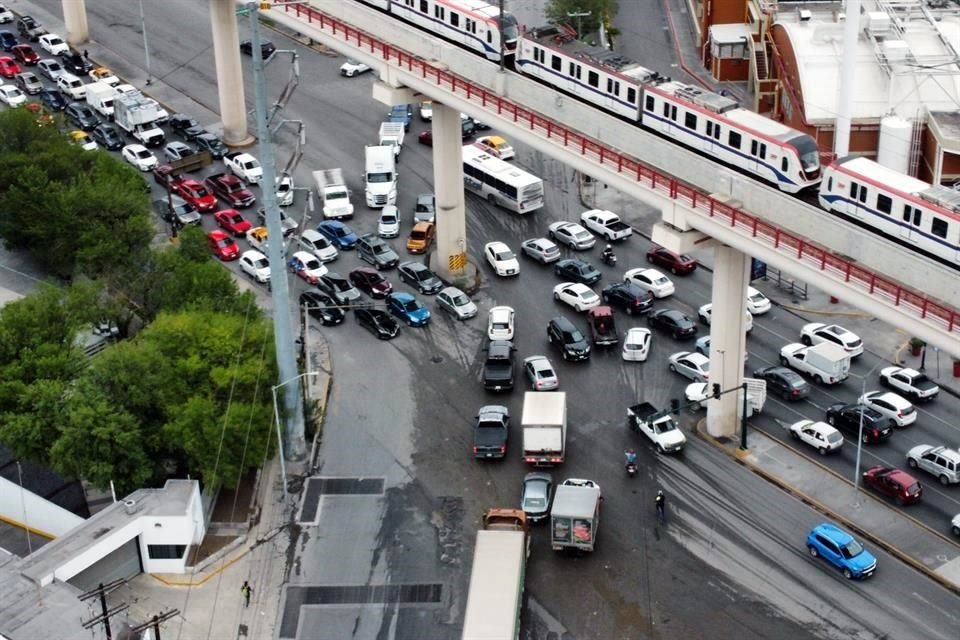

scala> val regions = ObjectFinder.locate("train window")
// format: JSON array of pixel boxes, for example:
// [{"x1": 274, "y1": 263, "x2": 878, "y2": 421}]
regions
[
  {"x1": 450, "y1": 12, "x2": 459, "y2": 28},
  {"x1": 849, "y1": 182, "x2": 858, "y2": 199},
  {"x1": 758, "y1": 143, "x2": 767, "y2": 159},
  {"x1": 568, "y1": 63, "x2": 581, "y2": 80},
  {"x1": 827, "y1": 177, "x2": 832, "y2": 191},
  {"x1": 487, "y1": 30, "x2": 492, "y2": 43},
  {"x1": 588, "y1": 71, "x2": 599, "y2": 88},
  {"x1": 645, "y1": 95, "x2": 654, "y2": 111},
  {"x1": 729, "y1": 131, "x2": 741, "y2": 149},
  {"x1": 706, "y1": 121, "x2": 720, "y2": 140},
  {"x1": 671, "y1": 105, "x2": 677, "y2": 120},
  {"x1": 876, "y1": 194, "x2": 892, "y2": 214},
  {"x1": 781, "y1": 157, "x2": 788, "y2": 172},
  {"x1": 685, "y1": 113, "x2": 697, "y2": 130},
  {"x1": 405, "y1": 0, "x2": 414, "y2": 6},
  {"x1": 856, "y1": 184, "x2": 867, "y2": 203},
  {"x1": 912, "y1": 208, "x2": 921, "y2": 225},
  {"x1": 931, "y1": 217, "x2": 948, "y2": 238},
  {"x1": 607, "y1": 79, "x2": 620, "y2": 95},
  {"x1": 534, "y1": 48, "x2": 544, "y2": 63},
  {"x1": 662, "y1": 102, "x2": 670, "y2": 117},
  {"x1": 750, "y1": 140, "x2": 758, "y2": 155},
  {"x1": 420, "y1": 0, "x2": 428, "y2": 12},
  {"x1": 551, "y1": 55, "x2": 561, "y2": 71},
  {"x1": 435, "y1": 5, "x2": 444, "y2": 20},
  {"x1": 628, "y1": 88, "x2": 637, "y2": 104}
]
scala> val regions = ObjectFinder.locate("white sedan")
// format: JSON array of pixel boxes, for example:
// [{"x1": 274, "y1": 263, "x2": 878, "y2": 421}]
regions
[
  {"x1": 800, "y1": 322, "x2": 863, "y2": 357},
  {"x1": 484, "y1": 241, "x2": 520, "y2": 277},
  {"x1": 487, "y1": 305, "x2": 515, "y2": 341},
  {"x1": 552, "y1": 282, "x2": 600, "y2": 312},
  {"x1": 275, "y1": 173, "x2": 294, "y2": 206},
  {"x1": 667, "y1": 351, "x2": 710, "y2": 382},
  {"x1": 340, "y1": 59, "x2": 371, "y2": 76},
  {"x1": 698, "y1": 303, "x2": 753, "y2": 332},
  {"x1": 122, "y1": 144, "x2": 159, "y2": 171},
  {"x1": 859, "y1": 390, "x2": 917, "y2": 427},
  {"x1": 239, "y1": 250, "x2": 271, "y2": 283},
  {"x1": 788, "y1": 419, "x2": 844, "y2": 455},
  {"x1": 624, "y1": 268, "x2": 675, "y2": 298},
  {"x1": 746, "y1": 286, "x2": 771, "y2": 314},
  {"x1": 377, "y1": 205, "x2": 400, "y2": 238},
  {"x1": 523, "y1": 355, "x2": 559, "y2": 391},
  {"x1": 39, "y1": 33, "x2": 70, "y2": 56},
  {"x1": 0, "y1": 85, "x2": 25, "y2": 107},
  {"x1": 622, "y1": 327, "x2": 651, "y2": 362}
]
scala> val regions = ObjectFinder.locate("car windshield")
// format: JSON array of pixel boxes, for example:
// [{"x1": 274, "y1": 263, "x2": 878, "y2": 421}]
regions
[
  {"x1": 653, "y1": 421, "x2": 677, "y2": 434},
  {"x1": 524, "y1": 496, "x2": 546, "y2": 508},
  {"x1": 368, "y1": 171, "x2": 392, "y2": 183},
  {"x1": 451, "y1": 294, "x2": 468, "y2": 305},
  {"x1": 304, "y1": 259, "x2": 320, "y2": 270},
  {"x1": 135, "y1": 149, "x2": 151, "y2": 159},
  {"x1": 841, "y1": 540, "x2": 864, "y2": 558},
  {"x1": 565, "y1": 329, "x2": 584, "y2": 342},
  {"x1": 494, "y1": 249, "x2": 515, "y2": 260},
  {"x1": 331, "y1": 279, "x2": 349, "y2": 291},
  {"x1": 252, "y1": 258, "x2": 268, "y2": 268},
  {"x1": 402, "y1": 301, "x2": 418, "y2": 311},
  {"x1": 381, "y1": 215, "x2": 397, "y2": 224}
]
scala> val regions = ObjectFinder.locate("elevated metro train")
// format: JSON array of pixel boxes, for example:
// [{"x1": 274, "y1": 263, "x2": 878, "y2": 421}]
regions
[{"x1": 350, "y1": 0, "x2": 960, "y2": 268}]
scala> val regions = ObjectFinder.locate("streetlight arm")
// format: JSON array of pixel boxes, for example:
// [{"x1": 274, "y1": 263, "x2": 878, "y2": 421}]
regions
[{"x1": 273, "y1": 370, "x2": 319, "y2": 391}]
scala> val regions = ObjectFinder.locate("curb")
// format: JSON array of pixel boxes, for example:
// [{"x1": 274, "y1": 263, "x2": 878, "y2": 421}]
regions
[{"x1": 694, "y1": 419, "x2": 960, "y2": 596}]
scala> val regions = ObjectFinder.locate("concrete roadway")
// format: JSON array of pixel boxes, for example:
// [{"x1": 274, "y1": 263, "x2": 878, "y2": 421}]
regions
[{"x1": 16, "y1": 0, "x2": 960, "y2": 637}]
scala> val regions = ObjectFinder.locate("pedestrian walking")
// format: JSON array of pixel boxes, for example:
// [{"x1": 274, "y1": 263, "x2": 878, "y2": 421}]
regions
[
  {"x1": 241, "y1": 581, "x2": 253, "y2": 608},
  {"x1": 83, "y1": 49, "x2": 89, "y2": 59}
]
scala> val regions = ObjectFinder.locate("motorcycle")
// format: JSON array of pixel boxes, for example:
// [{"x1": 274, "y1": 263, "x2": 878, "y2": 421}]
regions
[
  {"x1": 601, "y1": 250, "x2": 617, "y2": 266},
  {"x1": 625, "y1": 461, "x2": 637, "y2": 477}
]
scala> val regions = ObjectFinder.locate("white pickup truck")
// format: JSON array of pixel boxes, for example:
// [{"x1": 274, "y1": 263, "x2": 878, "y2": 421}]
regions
[
  {"x1": 224, "y1": 152, "x2": 263, "y2": 185},
  {"x1": 627, "y1": 402, "x2": 686, "y2": 454},
  {"x1": 580, "y1": 209, "x2": 632, "y2": 241}
]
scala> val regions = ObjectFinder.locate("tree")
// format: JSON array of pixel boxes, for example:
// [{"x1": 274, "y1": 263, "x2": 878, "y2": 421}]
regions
[{"x1": 545, "y1": 0, "x2": 618, "y2": 36}]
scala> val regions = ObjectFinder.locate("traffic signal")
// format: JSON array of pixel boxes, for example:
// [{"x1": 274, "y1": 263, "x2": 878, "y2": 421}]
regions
[{"x1": 712, "y1": 383, "x2": 722, "y2": 399}]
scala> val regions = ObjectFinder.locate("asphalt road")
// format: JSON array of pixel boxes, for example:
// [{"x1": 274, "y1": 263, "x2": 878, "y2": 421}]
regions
[{"x1": 14, "y1": 0, "x2": 960, "y2": 638}]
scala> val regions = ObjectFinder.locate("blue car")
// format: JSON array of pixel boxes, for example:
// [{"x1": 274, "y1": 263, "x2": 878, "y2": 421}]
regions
[
  {"x1": 39, "y1": 88, "x2": 67, "y2": 111},
  {"x1": 316, "y1": 220, "x2": 358, "y2": 250},
  {"x1": 806, "y1": 523, "x2": 877, "y2": 579},
  {"x1": 387, "y1": 292, "x2": 431, "y2": 327}
]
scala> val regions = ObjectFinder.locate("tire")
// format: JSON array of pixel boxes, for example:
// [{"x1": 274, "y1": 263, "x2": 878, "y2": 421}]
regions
[
  {"x1": 668, "y1": 363, "x2": 677, "y2": 373},
  {"x1": 801, "y1": 335, "x2": 812, "y2": 346},
  {"x1": 486, "y1": 194, "x2": 495, "y2": 204},
  {"x1": 561, "y1": 350, "x2": 569, "y2": 361},
  {"x1": 671, "y1": 266, "x2": 678, "y2": 275},
  {"x1": 780, "y1": 356, "x2": 789, "y2": 366},
  {"x1": 940, "y1": 474, "x2": 950, "y2": 486},
  {"x1": 813, "y1": 375, "x2": 823, "y2": 385},
  {"x1": 907, "y1": 457, "x2": 918, "y2": 468},
  {"x1": 553, "y1": 292, "x2": 560, "y2": 300},
  {"x1": 782, "y1": 390, "x2": 791, "y2": 401},
  {"x1": 548, "y1": 230, "x2": 556, "y2": 239},
  {"x1": 699, "y1": 314, "x2": 708, "y2": 325},
  {"x1": 672, "y1": 330, "x2": 680, "y2": 340},
  {"x1": 548, "y1": 333, "x2": 555, "y2": 344},
  {"x1": 790, "y1": 429, "x2": 799, "y2": 440},
  {"x1": 656, "y1": 444, "x2": 665, "y2": 454},
  {"x1": 808, "y1": 545, "x2": 819, "y2": 558},
  {"x1": 843, "y1": 568, "x2": 853, "y2": 580},
  {"x1": 896, "y1": 496, "x2": 905, "y2": 506},
  {"x1": 818, "y1": 447, "x2": 828, "y2": 456},
  {"x1": 953, "y1": 525, "x2": 960, "y2": 536},
  {"x1": 880, "y1": 375, "x2": 890, "y2": 388}
]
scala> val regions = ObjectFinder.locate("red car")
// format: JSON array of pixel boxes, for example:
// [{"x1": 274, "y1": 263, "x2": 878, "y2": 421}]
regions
[
  {"x1": 153, "y1": 164, "x2": 183, "y2": 190},
  {"x1": 862, "y1": 466, "x2": 922, "y2": 505},
  {"x1": 0, "y1": 56, "x2": 21, "y2": 78},
  {"x1": 348, "y1": 267, "x2": 393, "y2": 298},
  {"x1": 213, "y1": 209, "x2": 252, "y2": 236},
  {"x1": 646, "y1": 246, "x2": 698, "y2": 275},
  {"x1": 204, "y1": 172, "x2": 256, "y2": 208},
  {"x1": 11, "y1": 44, "x2": 38, "y2": 66},
  {"x1": 174, "y1": 178, "x2": 217, "y2": 213},
  {"x1": 208, "y1": 230, "x2": 240, "y2": 261}
]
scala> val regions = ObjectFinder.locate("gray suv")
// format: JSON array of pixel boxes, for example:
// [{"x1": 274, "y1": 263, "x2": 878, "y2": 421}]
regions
[{"x1": 356, "y1": 233, "x2": 399, "y2": 270}]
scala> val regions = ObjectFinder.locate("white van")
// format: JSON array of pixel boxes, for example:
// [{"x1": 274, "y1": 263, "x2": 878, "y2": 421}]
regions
[{"x1": 363, "y1": 145, "x2": 397, "y2": 208}]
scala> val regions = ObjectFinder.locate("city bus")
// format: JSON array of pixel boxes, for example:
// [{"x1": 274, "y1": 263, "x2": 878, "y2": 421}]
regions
[{"x1": 462, "y1": 144, "x2": 544, "y2": 214}]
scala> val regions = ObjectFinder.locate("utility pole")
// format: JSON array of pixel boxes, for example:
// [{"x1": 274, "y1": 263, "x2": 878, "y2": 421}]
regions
[
  {"x1": 498, "y1": 0, "x2": 505, "y2": 72},
  {"x1": 129, "y1": 610, "x2": 179, "y2": 640},
  {"x1": 80, "y1": 579, "x2": 129, "y2": 640},
  {"x1": 138, "y1": 0, "x2": 152, "y2": 84},
  {"x1": 242, "y1": 1, "x2": 306, "y2": 460}
]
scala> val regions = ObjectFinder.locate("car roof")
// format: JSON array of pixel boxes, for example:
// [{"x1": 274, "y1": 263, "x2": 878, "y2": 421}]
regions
[
  {"x1": 486, "y1": 240, "x2": 509, "y2": 250},
  {"x1": 291, "y1": 251, "x2": 315, "y2": 261},
  {"x1": 400, "y1": 261, "x2": 425, "y2": 271},
  {"x1": 439, "y1": 286, "x2": 464, "y2": 297},
  {"x1": 242, "y1": 249, "x2": 266, "y2": 260},
  {"x1": 867, "y1": 391, "x2": 910, "y2": 407},
  {"x1": 550, "y1": 316, "x2": 576, "y2": 330},
  {"x1": 524, "y1": 355, "x2": 550, "y2": 366},
  {"x1": 208, "y1": 229, "x2": 229, "y2": 240},
  {"x1": 814, "y1": 523, "x2": 855, "y2": 545},
  {"x1": 490, "y1": 306, "x2": 513, "y2": 317},
  {"x1": 390, "y1": 291, "x2": 414, "y2": 302}
]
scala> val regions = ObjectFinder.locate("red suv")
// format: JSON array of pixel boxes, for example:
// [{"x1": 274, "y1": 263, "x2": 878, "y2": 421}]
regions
[
  {"x1": 11, "y1": 44, "x2": 38, "y2": 65},
  {"x1": 646, "y1": 246, "x2": 698, "y2": 275},
  {"x1": 862, "y1": 466, "x2": 922, "y2": 505},
  {"x1": 174, "y1": 179, "x2": 217, "y2": 213}
]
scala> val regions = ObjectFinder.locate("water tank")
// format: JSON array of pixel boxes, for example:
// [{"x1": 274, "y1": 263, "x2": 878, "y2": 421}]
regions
[{"x1": 877, "y1": 116, "x2": 911, "y2": 174}]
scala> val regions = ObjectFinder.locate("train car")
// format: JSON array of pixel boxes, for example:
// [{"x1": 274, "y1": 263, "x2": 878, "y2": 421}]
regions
[
  {"x1": 641, "y1": 82, "x2": 821, "y2": 193},
  {"x1": 819, "y1": 157, "x2": 960, "y2": 267},
  {"x1": 355, "y1": 0, "x2": 519, "y2": 61}
]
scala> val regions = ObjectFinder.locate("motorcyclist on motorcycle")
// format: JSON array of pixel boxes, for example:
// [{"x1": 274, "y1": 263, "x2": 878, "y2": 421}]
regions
[
  {"x1": 601, "y1": 244, "x2": 616, "y2": 263},
  {"x1": 624, "y1": 448, "x2": 637, "y2": 468}
]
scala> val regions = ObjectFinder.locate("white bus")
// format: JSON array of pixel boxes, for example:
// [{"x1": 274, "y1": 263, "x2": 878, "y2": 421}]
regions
[{"x1": 462, "y1": 144, "x2": 544, "y2": 214}]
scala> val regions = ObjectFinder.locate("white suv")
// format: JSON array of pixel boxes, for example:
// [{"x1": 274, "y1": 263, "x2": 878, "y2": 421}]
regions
[{"x1": 906, "y1": 445, "x2": 960, "y2": 485}]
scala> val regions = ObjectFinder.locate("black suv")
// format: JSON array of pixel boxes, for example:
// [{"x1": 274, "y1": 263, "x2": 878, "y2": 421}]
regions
[
  {"x1": 356, "y1": 233, "x2": 399, "y2": 270},
  {"x1": 300, "y1": 291, "x2": 345, "y2": 326},
  {"x1": 483, "y1": 340, "x2": 515, "y2": 392},
  {"x1": 546, "y1": 316, "x2": 591, "y2": 361},
  {"x1": 60, "y1": 50, "x2": 93, "y2": 75},
  {"x1": 473, "y1": 405, "x2": 509, "y2": 459},
  {"x1": 397, "y1": 261, "x2": 443, "y2": 295},
  {"x1": 65, "y1": 102, "x2": 99, "y2": 130},
  {"x1": 752, "y1": 366, "x2": 810, "y2": 401},
  {"x1": 601, "y1": 281, "x2": 653, "y2": 315},
  {"x1": 825, "y1": 403, "x2": 894, "y2": 444}
]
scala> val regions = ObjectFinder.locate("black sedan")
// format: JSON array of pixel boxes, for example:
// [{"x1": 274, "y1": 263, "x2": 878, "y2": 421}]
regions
[
  {"x1": 194, "y1": 133, "x2": 227, "y2": 159},
  {"x1": 169, "y1": 113, "x2": 204, "y2": 140},
  {"x1": 752, "y1": 366, "x2": 810, "y2": 401},
  {"x1": 600, "y1": 281, "x2": 653, "y2": 315},
  {"x1": 91, "y1": 123, "x2": 123, "y2": 150},
  {"x1": 299, "y1": 291, "x2": 345, "y2": 326},
  {"x1": 647, "y1": 308, "x2": 698, "y2": 339},
  {"x1": 554, "y1": 258, "x2": 601, "y2": 285},
  {"x1": 825, "y1": 403, "x2": 894, "y2": 444},
  {"x1": 355, "y1": 307, "x2": 400, "y2": 340},
  {"x1": 59, "y1": 50, "x2": 92, "y2": 74},
  {"x1": 240, "y1": 40, "x2": 276, "y2": 58},
  {"x1": 397, "y1": 261, "x2": 443, "y2": 295}
]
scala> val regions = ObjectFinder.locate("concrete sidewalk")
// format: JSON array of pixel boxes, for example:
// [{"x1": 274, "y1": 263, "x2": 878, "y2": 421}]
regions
[{"x1": 700, "y1": 423, "x2": 960, "y2": 593}]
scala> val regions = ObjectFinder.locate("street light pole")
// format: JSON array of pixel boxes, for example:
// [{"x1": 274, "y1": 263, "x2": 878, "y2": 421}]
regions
[
  {"x1": 498, "y1": 0, "x2": 505, "y2": 73},
  {"x1": 272, "y1": 371, "x2": 319, "y2": 498},
  {"x1": 138, "y1": 0, "x2": 152, "y2": 85},
  {"x1": 853, "y1": 359, "x2": 886, "y2": 503},
  {"x1": 567, "y1": 10, "x2": 591, "y2": 38}
]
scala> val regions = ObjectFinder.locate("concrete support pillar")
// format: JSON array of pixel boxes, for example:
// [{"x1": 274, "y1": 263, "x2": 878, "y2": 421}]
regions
[
  {"x1": 431, "y1": 103, "x2": 467, "y2": 280},
  {"x1": 209, "y1": 0, "x2": 254, "y2": 147},
  {"x1": 62, "y1": 0, "x2": 89, "y2": 46},
  {"x1": 706, "y1": 245, "x2": 750, "y2": 439}
]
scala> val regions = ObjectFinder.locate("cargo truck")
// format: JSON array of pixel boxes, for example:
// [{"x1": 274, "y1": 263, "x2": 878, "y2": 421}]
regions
[
  {"x1": 114, "y1": 91, "x2": 165, "y2": 147},
  {"x1": 550, "y1": 479, "x2": 601, "y2": 553},
  {"x1": 312, "y1": 169, "x2": 354, "y2": 220},
  {"x1": 521, "y1": 391, "x2": 566, "y2": 466},
  {"x1": 364, "y1": 145, "x2": 397, "y2": 208},
  {"x1": 780, "y1": 341, "x2": 851, "y2": 385},
  {"x1": 461, "y1": 509, "x2": 529, "y2": 640},
  {"x1": 378, "y1": 121, "x2": 405, "y2": 157},
  {"x1": 85, "y1": 81, "x2": 116, "y2": 119}
]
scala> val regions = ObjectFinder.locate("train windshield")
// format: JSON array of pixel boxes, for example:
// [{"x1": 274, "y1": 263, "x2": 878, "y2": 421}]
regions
[
  {"x1": 498, "y1": 14, "x2": 519, "y2": 45},
  {"x1": 788, "y1": 135, "x2": 820, "y2": 173}
]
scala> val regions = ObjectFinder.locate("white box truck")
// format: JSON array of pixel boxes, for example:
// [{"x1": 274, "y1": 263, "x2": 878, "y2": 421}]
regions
[
  {"x1": 550, "y1": 479, "x2": 601, "y2": 553},
  {"x1": 780, "y1": 341, "x2": 851, "y2": 385},
  {"x1": 312, "y1": 169, "x2": 354, "y2": 220},
  {"x1": 364, "y1": 145, "x2": 397, "y2": 208},
  {"x1": 378, "y1": 121, "x2": 405, "y2": 157},
  {"x1": 114, "y1": 91, "x2": 165, "y2": 147},
  {"x1": 85, "y1": 81, "x2": 116, "y2": 119},
  {"x1": 521, "y1": 392, "x2": 567, "y2": 466}
]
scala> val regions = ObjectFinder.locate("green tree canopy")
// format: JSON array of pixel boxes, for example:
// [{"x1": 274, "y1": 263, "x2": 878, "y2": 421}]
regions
[{"x1": 545, "y1": 0, "x2": 618, "y2": 36}]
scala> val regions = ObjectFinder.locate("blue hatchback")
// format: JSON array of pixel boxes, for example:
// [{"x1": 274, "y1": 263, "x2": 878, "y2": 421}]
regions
[
  {"x1": 387, "y1": 292, "x2": 431, "y2": 327},
  {"x1": 806, "y1": 523, "x2": 877, "y2": 579},
  {"x1": 316, "y1": 220, "x2": 358, "y2": 250}
]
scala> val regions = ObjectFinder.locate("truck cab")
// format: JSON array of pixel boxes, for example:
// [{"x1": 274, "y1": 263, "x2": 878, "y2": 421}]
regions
[
  {"x1": 587, "y1": 306, "x2": 618, "y2": 347},
  {"x1": 483, "y1": 340, "x2": 515, "y2": 392},
  {"x1": 473, "y1": 405, "x2": 510, "y2": 459},
  {"x1": 363, "y1": 145, "x2": 397, "y2": 208}
]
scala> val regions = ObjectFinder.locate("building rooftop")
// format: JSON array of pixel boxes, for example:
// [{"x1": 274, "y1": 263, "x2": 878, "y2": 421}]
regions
[{"x1": 776, "y1": 0, "x2": 960, "y2": 123}]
